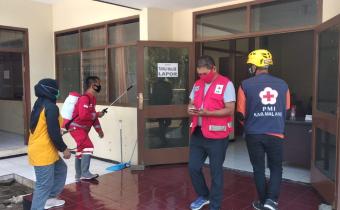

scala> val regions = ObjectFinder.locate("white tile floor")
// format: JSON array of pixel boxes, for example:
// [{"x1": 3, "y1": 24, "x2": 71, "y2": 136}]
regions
[
  {"x1": 223, "y1": 138, "x2": 311, "y2": 183},
  {"x1": 0, "y1": 131, "x2": 25, "y2": 150},
  {"x1": 0, "y1": 155, "x2": 114, "y2": 184},
  {"x1": 0, "y1": 131, "x2": 27, "y2": 158}
]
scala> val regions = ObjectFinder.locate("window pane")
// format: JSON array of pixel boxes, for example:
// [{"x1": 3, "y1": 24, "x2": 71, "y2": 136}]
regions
[
  {"x1": 82, "y1": 50, "x2": 107, "y2": 102},
  {"x1": 315, "y1": 128, "x2": 336, "y2": 181},
  {"x1": 257, "y1": 31, "x2": 314, "y2": 117},
  {"x1": 57, "y1": 54, "x2": 80, "y2": 100},
  {"x1": 201, "y1": 40, "x2": 232, "y2": 78},
  {"x1": 0, "y1": 52, "x2": 22, "y2": 100},
  {"x1": 144, "y1": 47, "x2": 189, "y2": 105},
  {"x1": 56, "y1": 32, "x2": 79, "y2": 52},
  {"x1": 109, "y1": 46, "x2": 137, "y2": 105},
  {"x1": 144, "y1": 118, "x2": 189, "y2": 149},
  {"x1": 0, "y1": 29, "x2": 25, "y2": 49},
  {"x1": 109, "y1": 21, "x2": 139, "y2": 45},
  {"x1": 196, "y1": 7, "x2": 246, "y2": 39},
  {"x1": 81, "y1": 27, "x2": 106, "y2": 49},
  {"x1": 317, "y1": 25, "x2": 339, "y2": 115},
  {"x1": 251, "y1": 0, "x2": 318, "y2": 31}
]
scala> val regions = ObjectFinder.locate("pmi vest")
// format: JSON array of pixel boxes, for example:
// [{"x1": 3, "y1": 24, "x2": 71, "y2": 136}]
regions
[
  {"x1": 242, "y1": 73, "x2": 288, "y2": 135},
  {"x1": 191, "y1": 75, "x2": 233, "y2": 139}
]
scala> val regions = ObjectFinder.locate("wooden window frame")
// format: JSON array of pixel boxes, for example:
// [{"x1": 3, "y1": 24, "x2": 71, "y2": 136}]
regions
[
  {"x1": 55, "y1": 15, "x2": 139, "y2": 106},
  {"x1": 193, "y1": 0, "x2": 323, "y2": 42}
]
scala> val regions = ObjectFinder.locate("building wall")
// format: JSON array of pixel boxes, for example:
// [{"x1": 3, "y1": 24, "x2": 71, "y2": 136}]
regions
[
  {"x1": 52, "y1": 0, "x2": 140, "y2": 31},
  {"x1": 0, "y1": 0, "x2": 54, "y2": 135},
  {"x1": 52, "y1": 0, "x2": 147, "y2": 41},
  {"x1": 58, "y1": 104, "x2": 138, "y2": 164},
  {"x1": 1, "y1": 0, "x2": 339, "y2": 162},
  {"x1": 147, "y1": 8, "x2": 173, "y2": 41},
  {"x1": 53, "y1": 0, "x2": 140, "y2": 164},
  {"x1": 50, "y1": 0, "x2": 340, "y2": 164},
  {"x1": 322, "y1": 0, "x2": 340, "y2": 22}
]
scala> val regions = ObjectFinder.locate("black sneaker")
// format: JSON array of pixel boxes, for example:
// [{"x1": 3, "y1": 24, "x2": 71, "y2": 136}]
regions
[
  {"x1": 252, "y1": 201, "x2": 265, "y2": 210},
  {"x1": 264, "y1": 199, "x2": 278, "y2": 210}
]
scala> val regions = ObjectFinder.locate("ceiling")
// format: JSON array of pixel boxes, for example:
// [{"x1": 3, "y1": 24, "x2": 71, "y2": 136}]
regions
[
  {"x1": 97, "y1": 0, "x2": 234, "y2": 10},
  {"x1": 32, "y1": 0, "x2": 61, "y2": 4},
  {"x1": 32, "y1": 0, "x2": 235, "y2": 11}
]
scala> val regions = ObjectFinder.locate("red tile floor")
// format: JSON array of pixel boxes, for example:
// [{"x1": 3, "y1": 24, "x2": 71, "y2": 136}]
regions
[{"x1": 24, "y1": 164, "x2": 323, "y2": 210}]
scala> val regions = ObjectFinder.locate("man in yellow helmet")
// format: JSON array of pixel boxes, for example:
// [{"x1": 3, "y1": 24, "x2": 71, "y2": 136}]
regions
[{"x1": 236, "y1": 49, "x2": 290, "y2": 210}]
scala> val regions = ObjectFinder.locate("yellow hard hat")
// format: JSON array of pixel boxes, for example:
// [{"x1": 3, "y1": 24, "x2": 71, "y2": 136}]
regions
[{"x1": 247, "y1": 49, "x2": 273, "y2": 67}]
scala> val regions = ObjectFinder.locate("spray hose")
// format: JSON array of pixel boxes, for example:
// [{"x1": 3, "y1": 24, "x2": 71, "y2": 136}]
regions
[{"x1": 62, "y1": 84, "x2": 135, "y2": 137}]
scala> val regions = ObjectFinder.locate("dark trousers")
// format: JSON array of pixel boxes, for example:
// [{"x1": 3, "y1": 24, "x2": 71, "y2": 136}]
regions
[
  {"x1": 189, "y1": 127, "x2": 229, "y2": 210},
  {"x1": 246, "y1": 134, "x2": 283, "y2": 203}
]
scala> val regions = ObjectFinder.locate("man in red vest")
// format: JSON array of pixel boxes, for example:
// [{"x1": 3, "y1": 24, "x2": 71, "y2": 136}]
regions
[{"x1": 188, "y1": 55, "x2": 235, "y2": 210}]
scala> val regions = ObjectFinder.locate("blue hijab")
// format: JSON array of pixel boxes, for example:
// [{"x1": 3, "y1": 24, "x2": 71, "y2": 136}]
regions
[{"x1": 30, "y1": 79, "x2": 59, "y2": 133}]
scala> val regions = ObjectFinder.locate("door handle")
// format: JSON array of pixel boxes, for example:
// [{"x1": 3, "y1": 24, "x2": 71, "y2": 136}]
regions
[{"x1": 138, "y1": 92, "x2": 143, "y2": 110}]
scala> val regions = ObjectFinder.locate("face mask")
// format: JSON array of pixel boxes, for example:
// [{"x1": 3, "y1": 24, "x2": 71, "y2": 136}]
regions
[
  {"x1": 55, "y1": 90, "x2": 60, "y2": 99},
  {"x1": 200, "y1": 70, "x2": 215, "y2": 83},
  {"x1": 93, "y1": 84, "x2": 101, "y2": 93}
]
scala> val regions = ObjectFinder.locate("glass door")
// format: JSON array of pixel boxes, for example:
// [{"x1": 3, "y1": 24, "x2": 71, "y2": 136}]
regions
[
  {"x1": 137, "y1": 41, "x2": 194, "y2": 165},
  {"x1": 311, "y1": 14, "x2": 340, "y2": 207}
]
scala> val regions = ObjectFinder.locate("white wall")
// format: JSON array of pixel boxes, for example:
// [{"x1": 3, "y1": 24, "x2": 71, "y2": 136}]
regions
[
  {"x1": 322, "y1": 0, "x2": 340, "y2": 22},
  {"x1": 52, "y1": 0, "x2": 140, "y2": 31},
  {"x1": 53, "y1": 0, "x2": 148, "y2": 40},
  {"x1": 0, "y1": 0, "x2": 54, "y2": 108},
  {"x1": 147, "y1": 8, "x2": 173, "y2": 41},
  {"x1": 59, "y1": 105, "x2": 138, "y2": 164},
  {"x1": 0, "y1": 101, "x2": 24, "y2": 134}
]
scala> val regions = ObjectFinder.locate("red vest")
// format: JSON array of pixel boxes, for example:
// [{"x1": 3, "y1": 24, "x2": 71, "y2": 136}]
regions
[{"x1": 191, "y1": 75, "x2": 233, "y2": 139}]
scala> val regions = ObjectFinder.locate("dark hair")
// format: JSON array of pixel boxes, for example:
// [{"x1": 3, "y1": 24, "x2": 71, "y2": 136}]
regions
[
  {"x1": 197, "y1": 55, "x2": 215, "y2": 69},
  {"x1": 85, "y1": 76, "x2": 100, "y2": 89}
]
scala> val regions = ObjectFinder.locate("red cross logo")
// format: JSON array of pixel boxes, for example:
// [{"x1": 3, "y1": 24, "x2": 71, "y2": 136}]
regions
[
  {"x1": 259, "y1": 87, "x2": 278, "y2": 105},
  {"x1": 263, "y1": 91, "x2": 274, "y2": 102},
  {"x1": 214, "y1": 85, "x2": 224, "y2": 94}
]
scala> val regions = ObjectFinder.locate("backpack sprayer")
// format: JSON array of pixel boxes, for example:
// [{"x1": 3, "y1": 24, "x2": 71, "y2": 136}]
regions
[
  {"x1": 61, "y1": 84, "x2": 136, "y2": 171},
  {"x1": 61, "y1": 84, "x2": 134, "y2": 136}
]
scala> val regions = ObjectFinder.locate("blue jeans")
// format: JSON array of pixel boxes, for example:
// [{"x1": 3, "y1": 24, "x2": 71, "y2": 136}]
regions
[
  {"x1": 189, "y1": 127, "x2": 229, "y2": 210},
  {"x1": 246, "y1": 134, "x2": 283, "y2": 203},
  {"x1": 31, "y1": 158, "x2": 67, "y2": 210}
]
